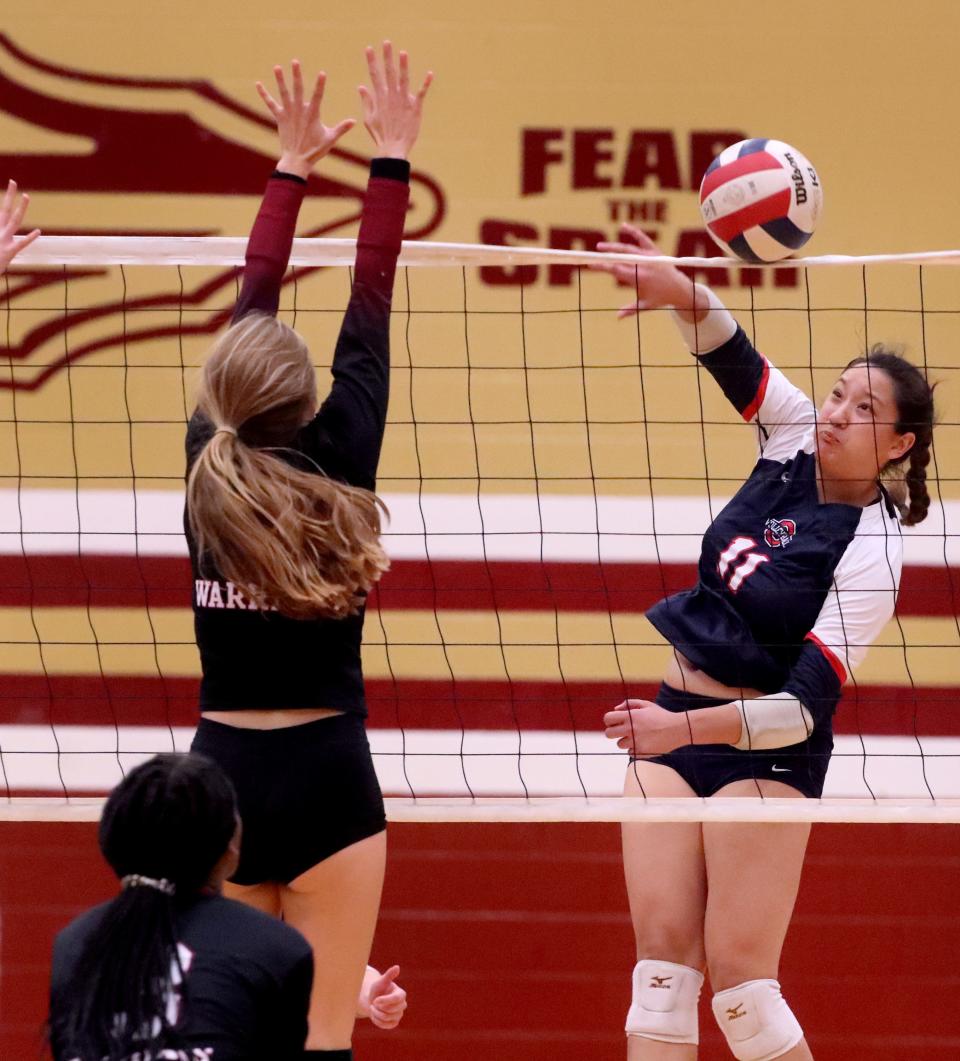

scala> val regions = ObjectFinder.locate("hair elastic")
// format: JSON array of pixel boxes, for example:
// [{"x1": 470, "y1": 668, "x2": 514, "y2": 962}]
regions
[
  {"x1": 214, "y1": 425, "x2": 238, "y2": 438},
  {"x1": 121, "y1": 874, "x2": 176, "y2": 896}
]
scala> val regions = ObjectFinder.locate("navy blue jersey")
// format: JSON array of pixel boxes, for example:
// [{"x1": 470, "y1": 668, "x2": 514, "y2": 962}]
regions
[
  {"x1": 647, "y1": 316, "x2": 902, "y2": 730},
  {"x1": 49, "y1": 894, "x2": 313, "y2": 1060}
]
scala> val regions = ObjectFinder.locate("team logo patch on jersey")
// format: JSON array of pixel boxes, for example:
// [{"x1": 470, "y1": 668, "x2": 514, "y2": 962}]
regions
[{"x1": 764, "y1": 517, "x2": 796, "y2": 549}]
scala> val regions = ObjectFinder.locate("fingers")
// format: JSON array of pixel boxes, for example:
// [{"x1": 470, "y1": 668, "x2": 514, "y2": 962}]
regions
[
  {"x1": 619, "y1": 222, "x2": 659, "y2": 250},
  {"x1": 273, "y1": 64, "x2": 291, "y2": 111},
  {"x1": 368, "y1": 963, "x2": 401, "y2": 1000},
  {"x1": 371, "y1": 999, "x2": 407, "y2": 1029},
  {"x1": 255, "y1": 81, "x2": 281, "y2": 119},
  {"x1": 368, "y1": 963, "x2": 406, "y2": 1029},
  {"x1": 364, "y1": 41, "x2": 431, "y2": 103},
  {"x1": 0, "y1": 183, "x2": 40, "y2": 261},
  {"x1": 9, "y1": 189, "x2": 29, "y2": 231},
  {"x1": 417, "y1": 69, "x2": 434, "y2": 105},
  {"x1": 370, "y1": 981, "x2": 407, "y2": 1028},
  {"x1": 365, "y1": 44, "x2": 384, "y2": 95},
  {"x1": 595, "y1": 239, "x2": 659, "y2": 258},
  {"x1": 1, "y1": 179, "x2": 15, "y2": 221},
  {"x1": 304, "y1": 71, "x2": 326, "y2": 127},
  {"x1": 328, "y1": 117, "x2": 357, "y2": 142},
  {"x1": 291, "y1": 59, "x2": 304, "y2": 109},
  {"x1": 382, "y1": 40, "x2": 397, "y2": 91},
  {"x1": 17, "y1": 227, "x2": 41, "y2": 252}
]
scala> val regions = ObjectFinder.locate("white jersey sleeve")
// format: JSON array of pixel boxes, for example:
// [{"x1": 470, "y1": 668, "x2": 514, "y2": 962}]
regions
[{"x1": 805, "y1": 507, "x2": 903, "y2": 683}]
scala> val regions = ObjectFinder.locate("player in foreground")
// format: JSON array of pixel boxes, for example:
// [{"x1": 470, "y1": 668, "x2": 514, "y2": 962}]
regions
[
  {"x1": 594, "y1": 225, "x2": 935, "y2": 1060},
  {"x1": 48, "y1": 753, "x2": 314, "y2": 1059},
  {"x1": 184, "y1": 44, "x2": 427, "y2": 1058}
]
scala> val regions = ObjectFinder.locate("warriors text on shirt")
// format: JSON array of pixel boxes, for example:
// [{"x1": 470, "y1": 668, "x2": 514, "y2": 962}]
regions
[{"x1": 194, "y1": 580, "x2": 276, "y2": 612}]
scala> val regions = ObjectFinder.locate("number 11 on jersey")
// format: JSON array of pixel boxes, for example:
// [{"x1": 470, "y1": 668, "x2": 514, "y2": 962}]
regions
[{"x1": 718, "y1": 536, "x2": 769, "y2": 593}]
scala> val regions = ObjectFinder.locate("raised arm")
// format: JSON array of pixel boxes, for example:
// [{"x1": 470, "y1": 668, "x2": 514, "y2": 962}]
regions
[
  {"x1": 592, "y1": 223, "x2": 814, "y2": 461},
  {"x1": 231, "y1": 61, "x2": 355, "y2": 323},
  {"x1": 0, "y1": 180, "x2": 40, "y2": 274},
  {"x1": 304, "y1": 42, "x2": 432, "y2": 487}
]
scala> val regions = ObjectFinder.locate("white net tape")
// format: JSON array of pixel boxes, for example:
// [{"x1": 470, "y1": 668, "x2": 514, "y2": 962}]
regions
[{"x1": 16, "y1": 237, "x2": 960, "y2": 268}]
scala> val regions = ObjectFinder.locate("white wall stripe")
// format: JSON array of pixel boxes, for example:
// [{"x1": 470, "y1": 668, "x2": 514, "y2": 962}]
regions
[
  {"x1": 0, "y1": 725, "x2": 956, "y2": 801},
  {"x1": 1, "y1": 489, "x2": 957, "y2": 566}
]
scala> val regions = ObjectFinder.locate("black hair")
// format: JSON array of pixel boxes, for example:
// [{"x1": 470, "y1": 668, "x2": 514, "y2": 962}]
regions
[
  {"x1": 51, "y1": 753, "x2": 237, "y2": 1060},
  {"x1": 845, "y1": 345, "x2": 937, "y2": 526}
]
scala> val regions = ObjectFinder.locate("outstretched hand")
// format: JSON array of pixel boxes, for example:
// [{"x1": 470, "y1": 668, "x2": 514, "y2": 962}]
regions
[
  {"x1": 0, "y1": 180, "x2": 40, "y2": 274},
  {"x1": 358, "y1": 41, "x2": 432, "y2": 159},
  {"x1": 256, "y1": 60, "x2": 356, "y2": 179},
  {"x1": 603, "y1": 699, "x2": 692, "y2": 756},
  {"x1": 363, "y1": 964, "x2": 408, "y2": 1030},
  {"x1": 589, "y1": 223, "x2": 699, "y2": 318}
]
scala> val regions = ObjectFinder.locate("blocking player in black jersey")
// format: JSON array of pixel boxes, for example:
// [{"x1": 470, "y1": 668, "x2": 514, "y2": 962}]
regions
[
  {"x1": 48, "y1": 753, "x2": 314, "y2": 1060},
  {"x1": 593, "y1": 226, "x2": 936, "y2": 1061},
  {"x1": 183, "y1": 45, "x2": 428, "y2": 1059},
  {"x1": 0, "y1": 178, "x2": 40, "y2": 272}
]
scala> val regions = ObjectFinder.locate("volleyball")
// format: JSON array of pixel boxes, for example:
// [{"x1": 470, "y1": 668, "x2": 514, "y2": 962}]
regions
[{"x1": 699, "y1": 138, "x2": 823, "y2": 262}]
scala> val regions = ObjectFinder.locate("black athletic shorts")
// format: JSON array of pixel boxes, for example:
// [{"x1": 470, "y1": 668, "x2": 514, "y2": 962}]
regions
[
  {"x1": 191, "y1": 713, "x2": 386, "y2": 885},
  {"x1": 637, "y1": 682, "x2": 832, "y2": 799}
]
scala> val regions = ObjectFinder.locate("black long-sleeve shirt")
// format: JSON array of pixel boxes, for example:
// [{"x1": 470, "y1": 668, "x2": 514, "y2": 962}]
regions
[
  {"x1": 49, "y1": 894, "x2": 313, "y2": 1060},
  {"x1": 184, "y1": 159, "x2": 410, "y2": 713}
]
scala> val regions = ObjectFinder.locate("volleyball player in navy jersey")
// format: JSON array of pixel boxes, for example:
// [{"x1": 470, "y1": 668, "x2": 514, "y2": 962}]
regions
[
  {"x1": 0, "y1": 178, "x2": 40, "y2": 272},
  {"x1": 183, "y1": 45, "x2": 428, "y2": 1058},
  {"x1": 593, "y1": 225, "x2": 936, "y2": 1061},
  {"x1": 49, "y1": 753, "x2": 314, "y2": 1060}
]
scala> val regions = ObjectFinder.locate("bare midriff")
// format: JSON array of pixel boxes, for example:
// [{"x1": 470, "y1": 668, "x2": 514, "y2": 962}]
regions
[
  {"x1": 201, "y1": 707, "x2": 344, "y2": 730},
  {"x1": 663, "y1": 650, "x2": 765, "y2": 702}
]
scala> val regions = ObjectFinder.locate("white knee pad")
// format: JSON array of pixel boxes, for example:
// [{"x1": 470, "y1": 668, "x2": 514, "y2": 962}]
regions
[
  {"x1": 711, "y1": 979, "x2": 803, "y2": 1061},
  {"x1": 625, "y1": 959, "x2": 704, "y2": 1045}
]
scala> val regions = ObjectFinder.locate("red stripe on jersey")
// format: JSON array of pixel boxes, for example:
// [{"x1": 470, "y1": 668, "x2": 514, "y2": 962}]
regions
[
  {"x1": 699, "y1": 151, "x2": 783, "y2": 201},
  {"x1": 805, "y1": 631, "x2": 848, "y2": 684},
  {"x1": 707, "y1": 188, "x2": 793, "y2": 244},
  {"x1": 741, "y1": 357, "x2": 770, "y2": 422}
]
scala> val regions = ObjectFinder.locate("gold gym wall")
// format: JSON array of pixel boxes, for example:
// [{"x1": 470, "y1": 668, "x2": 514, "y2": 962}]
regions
[{"x1": 0, "y1": 0, "x2": 957, "y2": 703}]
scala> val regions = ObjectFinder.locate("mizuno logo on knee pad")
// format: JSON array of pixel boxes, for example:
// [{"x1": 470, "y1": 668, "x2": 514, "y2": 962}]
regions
[
  {"x1": 711, "y1": 979, "x2": 804, "y2": 1061},
  {"x1": 625, "y1": 960, "x2": 704, "y2": 1046}
]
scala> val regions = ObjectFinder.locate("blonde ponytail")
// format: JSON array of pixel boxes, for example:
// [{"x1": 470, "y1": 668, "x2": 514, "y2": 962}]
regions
[{"x1": 187, "y1": 315, "x2": 390, "y2": 618}]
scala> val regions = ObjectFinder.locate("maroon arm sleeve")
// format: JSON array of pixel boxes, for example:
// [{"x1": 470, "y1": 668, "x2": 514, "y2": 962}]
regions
[
  {"x1": 185, "y1": 172, "x2": 307, "y2": 451},
  {"x1": 230, "y1": 172, "x2": 308, "y2": 323}
]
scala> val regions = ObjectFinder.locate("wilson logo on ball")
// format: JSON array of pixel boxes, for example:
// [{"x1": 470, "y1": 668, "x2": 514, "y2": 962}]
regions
[{"x1": 699, "y1": 138, "x2": 823, "y2": 262}]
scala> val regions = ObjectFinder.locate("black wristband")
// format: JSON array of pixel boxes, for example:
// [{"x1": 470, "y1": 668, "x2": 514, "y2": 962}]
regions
[
  {"x1": 270, "y1": 170, "x2": 308, "y2": 185},
  {"x1": 370, "y1": 157, "x2": 411, "y2": 183}
]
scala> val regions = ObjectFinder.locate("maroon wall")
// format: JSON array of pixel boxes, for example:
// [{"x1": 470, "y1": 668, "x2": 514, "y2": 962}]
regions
[{"x1": 2, "y1": 820, "x2": 958, "y2": 1059}]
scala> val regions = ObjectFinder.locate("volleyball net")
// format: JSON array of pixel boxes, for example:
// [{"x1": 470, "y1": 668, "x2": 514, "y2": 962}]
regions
[{"x1": 2, "y1": 239, "x2": 959, "y2": 822}]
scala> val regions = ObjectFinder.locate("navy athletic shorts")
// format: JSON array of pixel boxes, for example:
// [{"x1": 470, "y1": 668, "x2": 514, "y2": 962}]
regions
[
  {"x1": 191, "y1": 712, "x2": 386, "y2": 885},
  {"x1": 638, "y1": 682, "x2": 832, "y2": 799}
]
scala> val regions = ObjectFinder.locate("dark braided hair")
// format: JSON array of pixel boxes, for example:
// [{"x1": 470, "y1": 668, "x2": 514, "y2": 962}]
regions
[
  {"x1": 845, "y1": 345, "x2": 936, "y2": 526},
  {"x1": 51, "y1": 753, "x2": 237, "y2": 1060}
]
